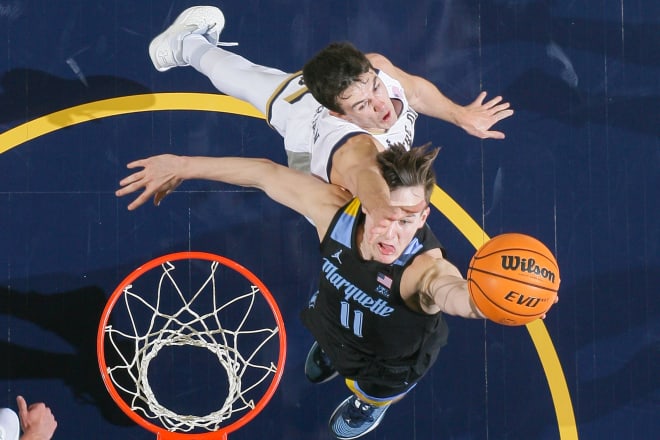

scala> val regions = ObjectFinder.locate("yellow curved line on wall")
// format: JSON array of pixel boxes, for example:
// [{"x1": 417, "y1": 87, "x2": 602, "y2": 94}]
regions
[{"x1": 0, "y1": 92, "x2": 577, "y2": 438}]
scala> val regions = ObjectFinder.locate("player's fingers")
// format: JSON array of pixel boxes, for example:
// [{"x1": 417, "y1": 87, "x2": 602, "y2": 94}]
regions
[
  {"x1": 115, "y1": 181, "x2": 143, "y2": 198},
  {"x1": 126, "y1": 159, "x2": 147, "y2": 169},
  {"x1": 473, "y1": 91, "x2": 487, "y2": 105},
  {"x1": 27, "y1": 402, "x2": 45, "y2": 411},
  {"x1": 127, "y1": 193, "x2": 152, "y2": 211},
  {"x1": 490, "y1": 101, "x2": 511, "y2": 113},
  {"x1": 367, "y1": 226, "x2": 387, "y2": 243},
  {"x1": 386, "y1": 207, "x2": 406, "y2": 222},
  {"x1": 118, "y1": 170, "x2": 146, "y2": 188},
  {"x1": 483, "y1": 95, "x2": 504, "y2": 108},
  {"x1": 16, "y1": 395, "x2": 27, "y2": 417},
  {"x1": 483, "y1": 130, "x2": 506, "y2": 140},
  {"x1": 492, "y1": 107, "x2": 514, "y2": 120},
  {"x1": 489, "y1": 110, "x2": 514, "y2": 124}
]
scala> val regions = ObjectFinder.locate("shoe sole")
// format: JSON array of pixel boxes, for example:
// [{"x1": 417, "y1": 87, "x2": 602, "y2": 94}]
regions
[
  {"x1": 307, "y1": 369, "x2": 339, "y2": 384},
  {"x1": 149, "y1": 6, "x2": 225, "y2": 72}
]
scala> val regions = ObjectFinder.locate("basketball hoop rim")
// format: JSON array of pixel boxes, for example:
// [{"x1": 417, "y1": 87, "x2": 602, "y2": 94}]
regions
[{"x1": 97, "y1": 251, "x2": 287, "y2": 439}]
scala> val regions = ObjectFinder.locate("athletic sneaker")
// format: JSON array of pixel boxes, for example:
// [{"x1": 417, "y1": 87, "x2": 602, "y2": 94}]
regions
[
  {"x1": 329, "y1": 395, "x2": 391, "y2": 440},
  {"x1": 149, "y1": 6, "x2": 226, "y2": 72},
  {"x1": 304, "y1": 341, "x2": 338, "y2": 383}
]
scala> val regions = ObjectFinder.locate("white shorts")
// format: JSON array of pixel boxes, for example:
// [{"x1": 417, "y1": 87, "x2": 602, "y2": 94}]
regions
[{"x1": 265, "y1": 72, "x2": 320, "y2": 171}]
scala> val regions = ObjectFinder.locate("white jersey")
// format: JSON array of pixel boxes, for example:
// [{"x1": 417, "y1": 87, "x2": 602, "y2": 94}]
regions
[{"x1": 266, "y1": 70, "x2": 418, "y2": 181}]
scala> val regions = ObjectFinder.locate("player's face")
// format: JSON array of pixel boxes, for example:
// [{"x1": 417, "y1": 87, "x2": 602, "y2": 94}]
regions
[
  {"x1": 361, "y1": 186, "x2": 430, "y2": 265},
  {"x1": 334, "y1": 70, "x2": 398, "y2": 131}
]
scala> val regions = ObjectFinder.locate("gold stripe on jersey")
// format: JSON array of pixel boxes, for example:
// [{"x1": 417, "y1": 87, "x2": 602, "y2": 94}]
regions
[
  {"x1": 330, "y1": 198, "x2": 362, "y2": 247},
  {"x1": 284, "y1": 86, "x2": 308, "y2": 103},
  {"x1": 265, "y1": 70, "x2": 304, "y2": 128},
  {"x1": 344, "y1": 198, "x2": 361, "y2": 217}
]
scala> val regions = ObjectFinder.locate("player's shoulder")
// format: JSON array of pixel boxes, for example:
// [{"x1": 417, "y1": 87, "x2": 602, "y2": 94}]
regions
[
  {"x1": 406, "y1": 248, "x2": 449, "y2": 274},
  {"x1": 365, "y1": 52, "x2": 392, "y2": 68},
  {"x1": 404, "y1": 251, "x2": 437, "y2": 277}
]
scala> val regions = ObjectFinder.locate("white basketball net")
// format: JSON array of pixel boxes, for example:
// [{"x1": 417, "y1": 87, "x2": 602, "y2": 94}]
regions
[{"x1": 102, "y1": 260, "x2": 280, "y2": 433}]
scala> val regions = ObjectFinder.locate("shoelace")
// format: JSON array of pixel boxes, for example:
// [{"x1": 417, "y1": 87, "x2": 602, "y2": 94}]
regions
[
  {"x1": 187, "y1": 22, "x2": 239, "y2": 47},
  {"x1": 207, "y1": 22, "x2": 239, "y2": 47},
  {"x1": 346, "y1": 398, "x2": 374, "y2": 423}
]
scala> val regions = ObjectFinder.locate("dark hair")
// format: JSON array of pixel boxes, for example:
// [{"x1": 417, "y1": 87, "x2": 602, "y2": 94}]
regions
[
  {"x1": 302, "y1": 42, "x2": 373, "y2": 114},
  {"x1": 377, "y1": 143, "x2": 440, "y2": 203}
]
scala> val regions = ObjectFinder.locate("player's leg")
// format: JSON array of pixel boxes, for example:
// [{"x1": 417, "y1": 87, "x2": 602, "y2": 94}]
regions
[
  {"x1": 148, "y1": 6, "x2": 290, "y2": 116},
  {"x1": 188, "y1": 40, "x2": 289, "y2": 115}
]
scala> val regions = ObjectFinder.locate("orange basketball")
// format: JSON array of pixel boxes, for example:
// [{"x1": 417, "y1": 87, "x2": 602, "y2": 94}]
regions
[{"x1": 467, "y1": 233, "x2": 560, "y2": 326}]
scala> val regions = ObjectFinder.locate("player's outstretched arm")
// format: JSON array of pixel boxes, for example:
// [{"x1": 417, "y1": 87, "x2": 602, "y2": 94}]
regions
[
  {"x1": 401, "y1": 252, "x2": 485, "y2": 319},
  {"x1": 403, "y1": 250, "x2": 558, "y2": 322},
  {"x1": 116, "y1": 154, "x2": 350, "y2": 237},
  {"x1": 330, "y1": 134, "x2": 405, "y2": 242},
  {"x1": 367, "y1": 53, "x2": 514, "y2": 139}
]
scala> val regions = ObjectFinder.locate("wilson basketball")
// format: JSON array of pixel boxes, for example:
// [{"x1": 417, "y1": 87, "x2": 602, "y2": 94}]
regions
[{"x1": 467, "y1": 233, "x2": 560, "y2": 326}]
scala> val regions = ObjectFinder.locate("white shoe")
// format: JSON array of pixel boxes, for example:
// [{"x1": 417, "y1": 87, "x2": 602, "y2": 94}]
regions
[{"x1": 149, "y1": 6, "x2": 226, "y2": 72}]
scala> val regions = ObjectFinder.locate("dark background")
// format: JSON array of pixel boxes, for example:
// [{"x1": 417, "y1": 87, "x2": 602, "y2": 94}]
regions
[{"x1": 1, "y1": 1, "x2": 658, "y2": 438}]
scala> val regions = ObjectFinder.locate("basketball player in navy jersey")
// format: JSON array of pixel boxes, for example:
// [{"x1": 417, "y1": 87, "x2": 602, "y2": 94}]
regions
[
  {"x1": 115, "y1": 143, "x2": 489, "y2": 439},
  {"x1": 148, "y1": 6, "x2": 513, "y2": 238}
]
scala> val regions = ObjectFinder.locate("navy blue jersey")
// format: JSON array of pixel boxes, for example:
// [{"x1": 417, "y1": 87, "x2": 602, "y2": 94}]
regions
[{"x1": 301, "y1": 198, "x2": 449, "y2": 386}]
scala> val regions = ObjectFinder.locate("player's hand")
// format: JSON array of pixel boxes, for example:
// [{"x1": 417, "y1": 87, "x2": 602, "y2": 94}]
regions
[
  {"x1": 540, "y1": 295, "x2": 559, "y2": 320},
  {"x1": 458, "y1": 91, "x2": 514, "y2": 139},
  {"x1": 116, "y1": 154, "x2": 185, "y2": 210},
  {"x1": 363, "y1": 205, "x2": 403, "y2": 244},
  {"x1": 17, "y1": 395, "x2": 57, "y2": 440}
]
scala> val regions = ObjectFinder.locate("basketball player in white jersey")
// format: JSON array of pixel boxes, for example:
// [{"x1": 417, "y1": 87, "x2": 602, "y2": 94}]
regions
[{"x1": 148, "y1": 6, "x2": 513, "y2": 238}]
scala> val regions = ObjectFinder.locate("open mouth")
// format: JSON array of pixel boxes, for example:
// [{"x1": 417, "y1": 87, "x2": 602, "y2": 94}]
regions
[{"x1": 378, "y1": 242, "x2": 396, "y2": 256}]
